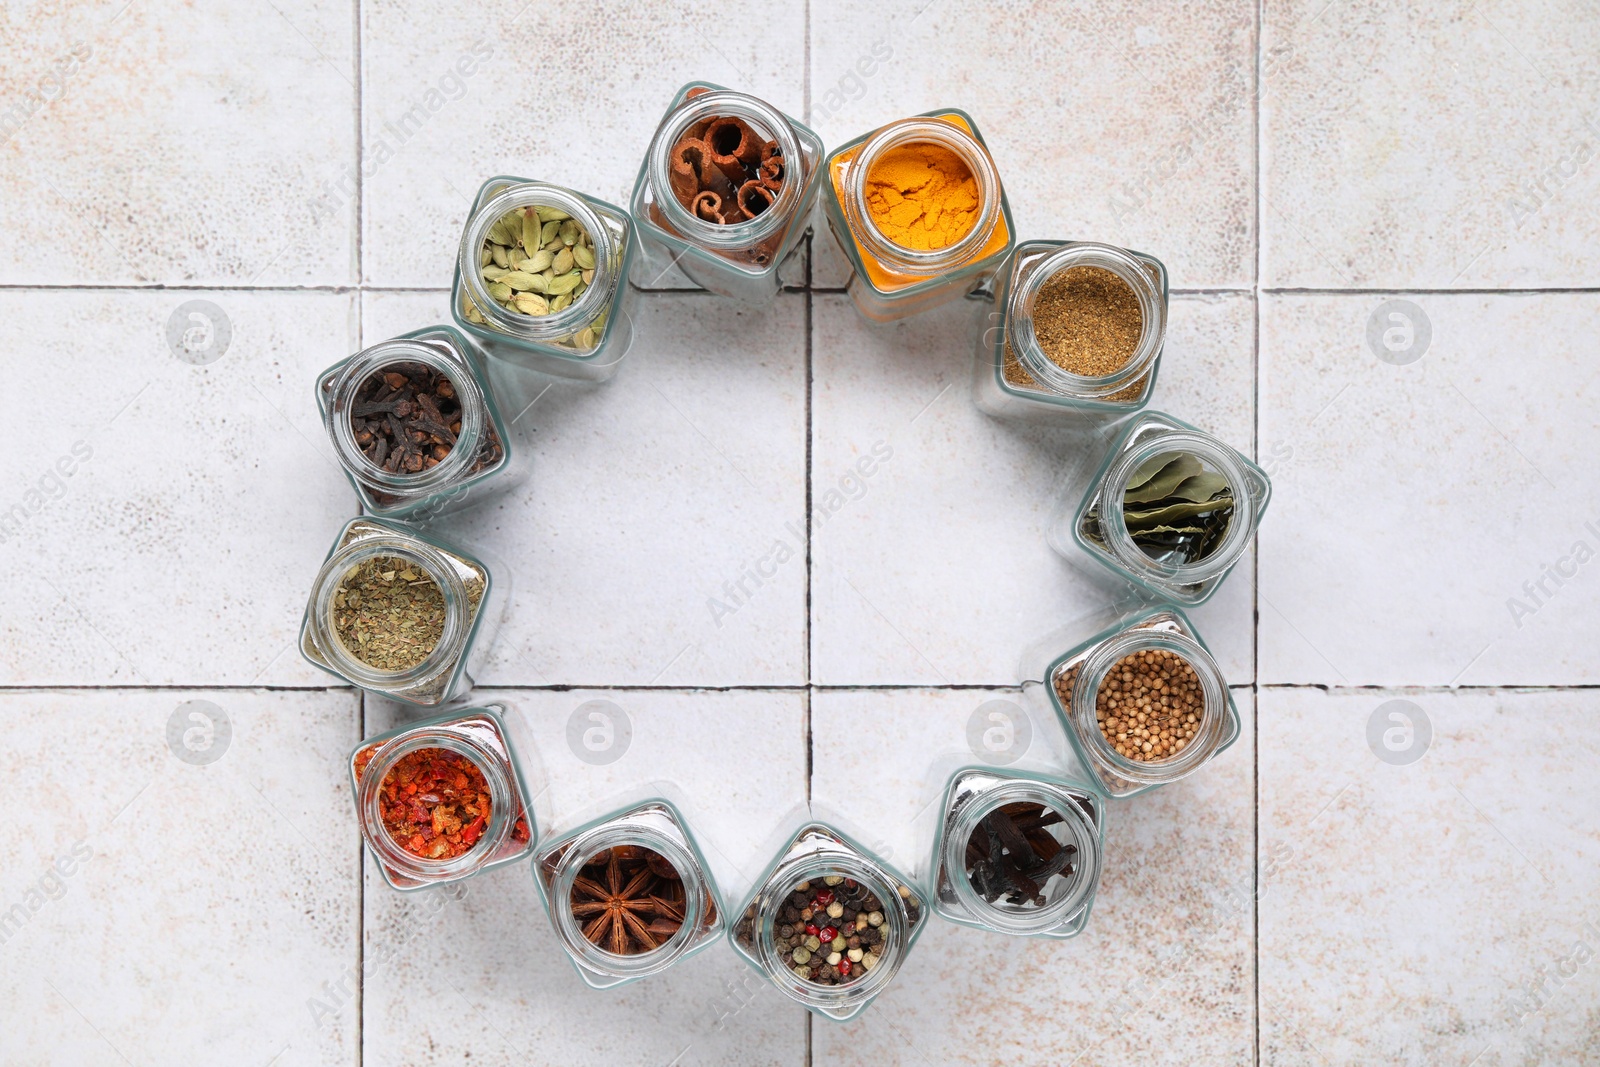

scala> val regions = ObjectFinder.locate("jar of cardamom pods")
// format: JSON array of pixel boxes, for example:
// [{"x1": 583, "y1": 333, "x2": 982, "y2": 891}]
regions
[{"x1": 453, "y1": 176, "x2": 637, "y2": 382}]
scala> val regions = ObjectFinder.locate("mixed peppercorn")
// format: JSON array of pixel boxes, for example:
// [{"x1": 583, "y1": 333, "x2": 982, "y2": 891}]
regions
[
  {"x1": 737, "y1": 874, "x2": 918, "y2": 987},
  {"x1": 355, "y1": 746, "x2": 530, "y2": 860}
]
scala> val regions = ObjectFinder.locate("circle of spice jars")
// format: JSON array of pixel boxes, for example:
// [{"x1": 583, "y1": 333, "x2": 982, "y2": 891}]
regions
[
  {"x1": 300, "y1": 516, "x2": 500, "y2": 706},
  {"x1": 931, "y1": 770, "x2": 1104, "y2": 938},
  {"x1": 317, "y1": 326, "x2": 521, "y2": 520},
  {"x1": 452, "y1": 176, "x2": 637, "y2": 382},
  {"x1": 632, "y1": 83, "x2": 824, "y2": 304},
  {"x1": 974, "y1": 240, "x2": 1169, "y2": 420},
  {"x1": 534, "y1": 800, "x2": 722, "y2": 989},
  {"x1": 1050, "y1": 410, "x2": 1271, "y2": 605},
  {"x1": 1046, "y1": 605, "x2": 1239, "y2": 798},
  {"x1": 821, "y1": 109, "x2": 1015, "y2": 323},
  {"x1": 350, "y1": 707, "x2": 535, "y2": 891}
]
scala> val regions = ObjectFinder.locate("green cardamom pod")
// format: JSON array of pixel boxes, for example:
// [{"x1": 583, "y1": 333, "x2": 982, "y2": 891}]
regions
[
  {"x1": 572, "y1": 243, "x2": 595, "y2": 270},
  {"x1": 488, "y1": 281, "x2": 513, "y2": 302},
  {"x1": 540, "y1": 219, "x2": 561, "y2": 247},
  {"x1": 524, "y1": 249, "x2": 553, "y2": 273},
  {"x1": 491, "y1": 244, "x2": 510, "y2": 270},
  {"x1": 558, "y1": 220, "x2": 579, "y2": 246},
  {"x1": 551, "y1": 247, "x2": 574, "y2": 275},
  {"x1": 501, "y1": 271, "x2": 542, "y2": 291},
  {"x1": 513, "y1": 292, "x2": 549, "y2": 315}
]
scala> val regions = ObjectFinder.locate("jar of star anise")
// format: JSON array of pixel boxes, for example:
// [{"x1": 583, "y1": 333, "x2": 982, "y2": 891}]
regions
[
  {"x1": 730, "y1": 823, "x2": 925, "y2": 1021},
  {"x1": 351, "y1": 707, "x2": 535, "y2": 891},
  {"x1": 533, "y1": 800, "x2": 723, "y2": 989}
]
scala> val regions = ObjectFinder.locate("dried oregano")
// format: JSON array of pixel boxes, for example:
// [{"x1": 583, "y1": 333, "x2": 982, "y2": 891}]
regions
[{"x1": 332, "y1": 555, "x2": 447, "y2": 672}]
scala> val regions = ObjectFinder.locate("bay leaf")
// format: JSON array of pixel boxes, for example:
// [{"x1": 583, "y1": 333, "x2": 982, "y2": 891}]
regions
[
  {"x1": 1124, "y1": 454, "x2": 1203, "y2": 504},
  {"x1": 1125, "y1": 496, "x2": 1234, "y2": 529}
]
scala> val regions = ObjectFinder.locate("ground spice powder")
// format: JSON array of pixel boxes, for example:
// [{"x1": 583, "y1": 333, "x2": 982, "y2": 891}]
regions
[
  {"x1": 864, "y1": 143, "x2": 979, "y2": 251},
  {"x1": 1032, "y1": 265, "x2": 1143, "y2": 376}
]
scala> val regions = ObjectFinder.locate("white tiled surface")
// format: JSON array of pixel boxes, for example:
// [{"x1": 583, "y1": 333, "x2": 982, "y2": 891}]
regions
[{"x1": 3, "y1": 1, "x2": 1598, "y2": 1064}]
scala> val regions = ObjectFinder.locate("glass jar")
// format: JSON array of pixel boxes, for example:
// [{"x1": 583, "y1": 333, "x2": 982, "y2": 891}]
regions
[
  {"x1": 350, "y1": 706, "x2": 535, "y2": 891},
  {"x1": 533, "y1": 800, "x2": 722, "y2": 989},
  {"x1": 631, "y1": 83, "x2": 823, "y2": 304},
  {"x1": 821, "y1": 109, "x2": 1014, "y2": 323},
  {"x1": 974, "y1": 241, "x2": 1168, "y2": 421},
  {"x1": 930, "y1": 769, "x2": 1103, "y2": 938},
  {"x1": 452, "y1": 176, "x2": 637, "y2": 382},
  {"x1": 1041, "y1": 604, "x2": 1238, "y2": 798},
  {"x1": 299, "y1": 517, "x2": 502, "y2": 706},
  {"x1": 316, "y1": 325, "x2": 523, "y2": 520},
  {"x1": 730, "y1": 823, "x2": 925, "y2": 1022},
  {"x1": 1050, "y1": 410, "x2": 1270, "y2": 605}
]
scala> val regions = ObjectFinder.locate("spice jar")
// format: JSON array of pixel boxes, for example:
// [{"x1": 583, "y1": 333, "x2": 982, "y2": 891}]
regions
[
  {"x1": 821, "y1": 109, "x2": 1014, "y2": 323},
  {"x1": 299, "y1": 517, "x2": 503, "y2": 706},
  {"x1": 930, "y1": 769, "x2": 1103, "y2": 938},
  {"x1": 316, "y1": 326, "x2": 523, "y2": 520},
  {"x1": 974, "y1": 241, "x2": 1168, "y2": 421},
  {"x1": 533, "y1": 800, "x2": 722, "y2": 989},
  {"x1": 350, "y1": 706, "x2": 535, "y2": 891},
  {"x1": 452, "y1": 175, "x2": 637, "y2": 382},
  {"x1": 730, "y1": 823, "x2": 925, "y2": 1021},
  {"x1": 1050, "y1": 410, "x2": 1270, "y2": 605},
  {"x1": 1039, "y1": 604, "x2": 1239, "y2": 798},
  {"x1": 632, "y1": 83, "x2": 823, "y2": 304}
]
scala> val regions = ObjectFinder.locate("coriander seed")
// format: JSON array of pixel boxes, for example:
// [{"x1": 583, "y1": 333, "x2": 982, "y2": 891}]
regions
[{"x1": 1056, "y1": 648, "x2": 1205, "y2": 763}]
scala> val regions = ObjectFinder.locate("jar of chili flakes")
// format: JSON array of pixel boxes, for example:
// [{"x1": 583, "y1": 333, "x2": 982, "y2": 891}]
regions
[
  {"x1": 351, "y1": 707, "x2": 535, "y2": 891},
  {"x1": 533, "y1": 800, "x2": 723, "y2": 989}
]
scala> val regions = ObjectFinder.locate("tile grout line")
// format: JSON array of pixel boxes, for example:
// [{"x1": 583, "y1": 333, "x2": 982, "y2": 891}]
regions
[
  {"x1": 2, "y1": 681, "x2": 1594, "y2": 693},
  {"x1": 803, "y1": 10, "x2": 814, "y2": 1055},
  {"x1": 1252, "y1": 1, "x2": 1264, "y2": 1062},
  {"x1": 352, "y1": 0, "x2": 365, "y2": 1060}
]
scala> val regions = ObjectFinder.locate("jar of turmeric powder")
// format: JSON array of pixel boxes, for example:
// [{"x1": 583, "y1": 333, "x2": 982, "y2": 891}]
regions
[{"x1": 822, "y1": 110, "x2": 1014, "y2": 322}]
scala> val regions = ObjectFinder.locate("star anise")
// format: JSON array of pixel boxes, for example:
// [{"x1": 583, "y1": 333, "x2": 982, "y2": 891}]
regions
[{"x1": 569, "y1": 846, "x2": 686, "y2": 955}]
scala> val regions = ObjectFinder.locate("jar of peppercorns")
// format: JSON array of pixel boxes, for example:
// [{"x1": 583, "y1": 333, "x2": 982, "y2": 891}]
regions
[
  {"x1": 730, "y1": 823, "x2": 925, "y2": 1021},
  {"x1": 351, "y1": 707, "x2": 535, "y2": 891},
  {"x1": 533, "y1": 800, "x2": 723, "y2": 989},
  {"x1": 930, "y1": 769, "x2": 1103, "y2": 938},
  {"x1": 1041, "y1": 604, "x2": 1238, "y2": 798}
]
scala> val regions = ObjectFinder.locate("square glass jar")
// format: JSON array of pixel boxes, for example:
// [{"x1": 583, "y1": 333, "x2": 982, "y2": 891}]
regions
[
  {"x1": 452, "y1": 176, "x2": 638, "y2": 382},
  {"x1": 299, "y1": 517, "x2": 502, "y2": 706},
  {"x1": 631, "y1": 82, "x2": 823, "y2": 304},
  {"x1": 1050, "y1": 410, "x2": 1270, "y2": 605},
  {"x1": 316, "y1": 325, "x2": 524, "y2": 520},
  {"x1": 973, "y1": 241, "x2": 1168, "y2": 422},
  {"x1": 533, "y1": 800, "x2": 722, "y2": 990},
  {"x1": 730, "y1": 823, "x2": 926, "y2": 1022},
  {"x1": 1044, "y1": 604, "x2": 1239, "y2": 798},
  {"x1": 350, "y1": 706, "x2": 535, "y2": 892},
  {"x1": 930, "y1": 769, "x2": 1103, "y2": 939},
  {"x1": 821, "y1": 109, "x2": 1015, "y2": 323}
]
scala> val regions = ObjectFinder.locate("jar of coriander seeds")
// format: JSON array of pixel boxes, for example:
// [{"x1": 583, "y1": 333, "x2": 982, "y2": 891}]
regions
[
  {"x1": 453, "y1": 176, "x2": 637, "y2": 382},
  {"x1": 632, "y1": 83, "x2": 823, "y2": 304}
]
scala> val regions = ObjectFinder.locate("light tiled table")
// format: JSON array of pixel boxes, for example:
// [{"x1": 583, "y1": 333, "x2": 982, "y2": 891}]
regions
[{"x1": 1, "y1": 1, "x2": 1596, "y2": 1064}]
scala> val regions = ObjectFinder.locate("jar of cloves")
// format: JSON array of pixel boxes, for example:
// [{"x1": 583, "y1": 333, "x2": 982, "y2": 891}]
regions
[
  {"x1": 632, "y1": 83, "x2": 823, "y2": 304},
  {"x1": 974, "y1": 241, "x2": 1168, "y2": 421},
  {"x1": 534, "y1": 800, "x2": 723, "y2": 989},
  {"x1": 351, "y1": 706, "x2": 535, "y2": 891},
  {"x1": 452, "y1": 176, "x2": 637, "y2": 382},
  {"x1": 822, "y1": 109, "x2": 1014, "y2": 322},
  {"x1": 300, "y1": 517, "x2": 503, "y2": 706},
  {"x1": 930, "y1": 769, "x2": 1103, "y2": 938},
  {"x1": 317, "y1": 326, "x2": 523, "y2": 520},
  {"x1": 1050, "y1": 410, "x2": 1270, "y2": 605},
  {"x1": 731, "y1": 823, "x2": 925, "y2": 1021},
  {"x1": 1041, "y1": 604, "x2": 1239, "y2": 798}
]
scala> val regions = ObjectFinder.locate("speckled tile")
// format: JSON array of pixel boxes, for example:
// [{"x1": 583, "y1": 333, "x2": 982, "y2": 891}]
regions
[
  {"x1": 0, "y1": 289, "x2": 357, "y2": 685},
  {"x1": 810, "y1": 290, "x2": 1256, "y2": 687},
  {"x1": 811, "y1": 688, "x2": 1256, "y2": 1065},
  {"x1": 1258, "y1": 687, "x2": 1600, "y2": 1067},
  {"x1": 809, "y1": 0, "x2": 1258, "y2": 288},
  {"x1": 0, "y1": 1, "x2": 356, "y2": 285},
  {"x1": 361, "y1": 289, "x2": 808, "y2": 687},
  {"x1": 1262, "y1": 1, "x2": 1600, "y2": 287},
  {"x1": 1259, "y1": 293, "x2": 1600, "y2": 686},
  {"x1": 0, "y1": 689, "x2": 360, "y2": 1066}
]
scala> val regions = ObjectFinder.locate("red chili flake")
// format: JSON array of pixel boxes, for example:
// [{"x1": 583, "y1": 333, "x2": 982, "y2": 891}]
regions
[{"x1": 370, "y1": 747, "x2": 494, "y2": 861}]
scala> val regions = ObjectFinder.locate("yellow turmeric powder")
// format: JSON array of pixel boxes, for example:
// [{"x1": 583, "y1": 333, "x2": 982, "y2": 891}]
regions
[{"x1": 864, "y1": 143, "x2": 980, "y2": 251}]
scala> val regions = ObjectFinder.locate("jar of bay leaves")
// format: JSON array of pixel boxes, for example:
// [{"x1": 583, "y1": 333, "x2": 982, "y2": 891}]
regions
[
  {"x1": 1050, "y1": 410, "x2": 1269, "y2": 605},
  {"x1": 452, "y1": 176, "x2": 637, "y2": 382}
]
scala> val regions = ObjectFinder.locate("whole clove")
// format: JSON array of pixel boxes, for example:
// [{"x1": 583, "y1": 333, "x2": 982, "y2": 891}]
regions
[
  {"x1": 348, "y1": 361, "x2": 502, "y2": 481},
  {"x1": 963, "y1": 802, "x2": 1077, "y2": 908}
]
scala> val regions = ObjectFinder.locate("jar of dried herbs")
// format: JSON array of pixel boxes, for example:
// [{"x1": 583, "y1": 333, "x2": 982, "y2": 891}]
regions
[
  {"x1": 1051, "y1": 411, "x2": 1270, "y2": 605},
  {"x1": 300, "y1": 517, "x2": 502, "y2": 706},
  {"x1": 452, "y1": 176, "x2": 637, "y2": 382},
  {"x1": 534, "y1": 800, "x2": 723, "y2": 989},
  {"x1": 730, "y1": 823, "x2": 925, "y2": 1021},
  {"x1": 975, "y1": 241, "x2": 1168, "y2": 421},
  {"x1": 351, "y1": 706, "x2": 535, "y2": 891},
  {"x1": 317, "y1": 326, "x2": 523, "y2": 520},
  {"x1": 821, "y1": 110, "x2": 1014, "y2": 322},
  {"x1": 930, "y1": 770, "x2": 1103, "y2": 938},
  {"x1": 632, "y1": 83, "x2": 823, "y2": 304}
]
